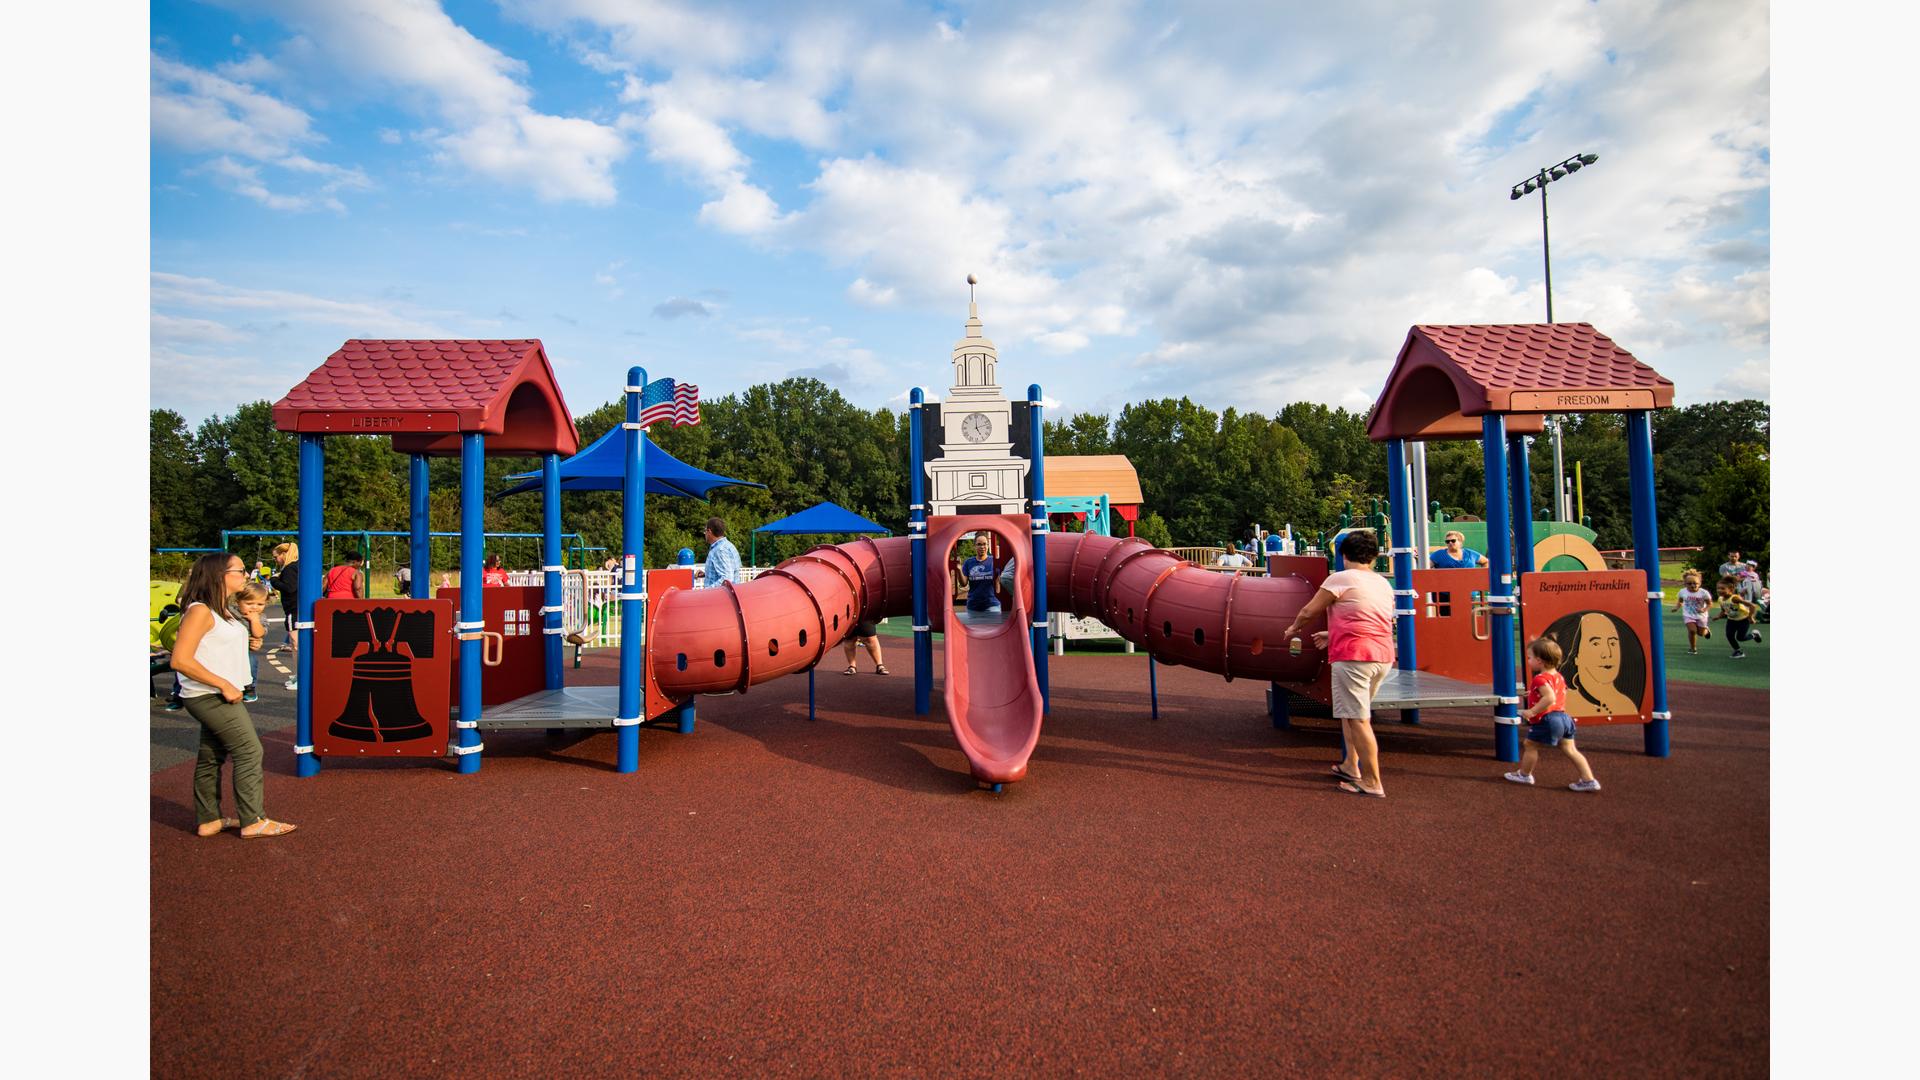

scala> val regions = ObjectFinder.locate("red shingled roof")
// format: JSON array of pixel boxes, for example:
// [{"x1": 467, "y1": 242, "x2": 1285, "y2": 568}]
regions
[
  {"x1": 1367, "y1": 323, "x2": 1673, "y2": 442},
  {"x1": 272, "y1": 339, "x2": 579, "y2": 456}
]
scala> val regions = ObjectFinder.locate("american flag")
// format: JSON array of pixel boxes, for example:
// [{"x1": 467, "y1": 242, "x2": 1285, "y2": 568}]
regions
[{"x1": 637, "y1": 377, "x2": 701, "y2": 428}]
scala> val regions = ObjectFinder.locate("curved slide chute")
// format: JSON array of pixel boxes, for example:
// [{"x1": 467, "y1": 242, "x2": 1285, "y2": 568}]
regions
[
  {"x1": 924, "y1": 515, "x2": 1044, "y2": 784},
  {"x1": 647, "y1": 526, "x2": 1325, "y2": 785}
]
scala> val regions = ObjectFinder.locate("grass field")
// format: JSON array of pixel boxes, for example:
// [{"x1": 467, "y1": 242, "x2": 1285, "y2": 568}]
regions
[{"x1": 1656, "y1": 605, "x2": 1769, "y2": 690}]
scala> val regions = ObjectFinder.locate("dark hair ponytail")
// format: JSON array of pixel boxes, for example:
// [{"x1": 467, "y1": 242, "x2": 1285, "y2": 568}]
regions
[{"x1": 179, "y1": 552, "x2": 240, "y2": 623}]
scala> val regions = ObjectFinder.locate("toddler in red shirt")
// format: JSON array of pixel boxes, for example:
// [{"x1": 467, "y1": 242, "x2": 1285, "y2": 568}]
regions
[{"x1": 1504, "y1": 637, "x2": 1601, "y2": 792}]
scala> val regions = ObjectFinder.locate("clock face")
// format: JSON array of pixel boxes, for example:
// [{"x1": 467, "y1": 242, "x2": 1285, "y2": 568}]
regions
[{"x1": 961, "y1": 412, "x2": 992, "y2": 442}]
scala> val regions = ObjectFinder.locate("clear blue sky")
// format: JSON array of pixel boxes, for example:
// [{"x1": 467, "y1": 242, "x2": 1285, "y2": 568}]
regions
[{"x1": 151, "y1": 0, "x2": 1770, "y2": 424}]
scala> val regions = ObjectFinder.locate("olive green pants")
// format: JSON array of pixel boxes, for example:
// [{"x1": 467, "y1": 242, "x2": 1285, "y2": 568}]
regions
[{"x1": 182, "y1": 695, "x2": 264, "y2": 828}]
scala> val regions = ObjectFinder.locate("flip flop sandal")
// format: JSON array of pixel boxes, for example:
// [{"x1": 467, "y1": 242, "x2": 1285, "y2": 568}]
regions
[
  {"x1": 240, "y1": 819, "x2": 298, "y2": 838},
  {"x1": 874, "y1": 665, "x2": 891, "y2": 675},
  {"x1": 197, "y1": 817, "x2": 240, "y2": 837},
  {"x1": 842, "y1": 665, "x2": 858, "y2": 676},
  {"x1": 1330, "y1": 765, "x2": 1362, "y2": 784},
  {"x1": 1337, "y1": 781, "x2": 1386, "y2": 799}
]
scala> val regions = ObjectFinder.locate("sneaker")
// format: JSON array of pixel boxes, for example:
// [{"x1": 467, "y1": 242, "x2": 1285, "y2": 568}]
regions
[
  {"x1": 1503, "y1": 771, "x2": 1535, "y2": 785},
  {"x1": 164, "y1": 698, "x2": 184, "y2": 712},
  {"x1": 1730, "y1": 650, "x2": 1745, "y2": 659},
  {"x1": 1750, "y1": 631, "x2": 1761, "y2": 643},
  {"x1": 1569, "y1": 778, "x2": 1602, "y2": 793},
  {"x1": 242, "y1": 686, "x2": 259, "y2": 703},
  {"x1": 283, "y1": 677, "x2": 299, "y2": 690}
]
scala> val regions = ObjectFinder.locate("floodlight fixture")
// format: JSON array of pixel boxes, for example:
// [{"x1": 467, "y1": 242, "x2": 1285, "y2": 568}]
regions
[{"x1": 1507, "y1": 148, "x2": 1602, "y2": 523}]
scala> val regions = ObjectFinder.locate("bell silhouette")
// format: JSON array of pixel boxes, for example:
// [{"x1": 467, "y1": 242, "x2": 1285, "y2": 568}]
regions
[{"x1": 327, "y1": 607, "x2": 437, "y2": 743}]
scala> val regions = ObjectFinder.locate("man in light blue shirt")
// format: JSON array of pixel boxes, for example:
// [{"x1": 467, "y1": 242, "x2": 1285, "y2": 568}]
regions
[{"x1": 702, "y1": 516, "x2": 740, "y2": 588}]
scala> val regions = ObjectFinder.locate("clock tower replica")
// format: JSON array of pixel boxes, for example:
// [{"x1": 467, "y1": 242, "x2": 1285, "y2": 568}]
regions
[{"x1": 926, "y1": 288, "x2": 1028, "y2": 515}]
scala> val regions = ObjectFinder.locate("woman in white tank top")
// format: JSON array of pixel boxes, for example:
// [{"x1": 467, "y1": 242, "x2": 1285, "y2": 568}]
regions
[{"x1": 170, "y1": 553, "x2": 297, "y2": 838}]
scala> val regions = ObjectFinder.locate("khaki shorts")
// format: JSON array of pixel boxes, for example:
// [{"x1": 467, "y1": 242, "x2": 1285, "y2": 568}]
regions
[{"x1": 1330, "y1": 660, "x2": 1391, "y2": 720}]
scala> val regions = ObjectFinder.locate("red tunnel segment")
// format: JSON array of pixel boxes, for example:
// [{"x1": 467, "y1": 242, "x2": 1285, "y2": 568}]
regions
[
  {"x1": 650, "y1": 536, "x2": 916, "y2": 698},
  {"x1": 1043, "y1": 533, "x2": 1326, "y2": 683}
]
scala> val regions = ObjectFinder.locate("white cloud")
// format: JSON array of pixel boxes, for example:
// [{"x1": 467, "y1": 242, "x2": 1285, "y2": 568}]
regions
[
  {"x1": 151, "y1": 53, "x2": 370, "y2": 210},
  {"x1": 150, "y1": 271, "x2": 480, "y2": 418},
  {"x1": 697, "y1": 177, "x2": 787, "y2": 234},
  {"x1": 846, "y1": 278, "x2": 896, "y2": 306},
  {"x1": 222, "y1": 0, "x2": 631, "y2": 204},
  {"x1": 634, "y1": 103, "x2": 745, "y2": 176},
  {"x1": 151, "y1": 271, "x2": 454, "y2": 336},
  {"x1": 151, "y1": 55, "x2": 316, "y2": 160},
  {"x1": 594, "y1": 0, "x2": 1762, "y2": 407},
  {"x1": 151, "y1": 313, "x2": 249, "y2": 345},
  {"x1": 197, "y1": 156, "x2": 348, "y2": 213},
  {"x1": 1712, "y1": 359, "x2": 1770, "y2": 400}
]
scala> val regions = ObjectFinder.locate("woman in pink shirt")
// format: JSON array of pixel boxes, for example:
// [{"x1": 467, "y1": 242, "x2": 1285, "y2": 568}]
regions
[{"x1": 1282, "y1": 531, "x2": 1397, "y2": 797}]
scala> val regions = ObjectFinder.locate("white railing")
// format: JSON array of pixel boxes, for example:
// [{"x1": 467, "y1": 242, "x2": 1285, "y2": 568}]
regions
[
  {"x1": 577, "y1": 570, "x2": 623, "y2": 649},
  {"x1": 1167, "y1": 546, "x2": 1267, "y2": 574}
]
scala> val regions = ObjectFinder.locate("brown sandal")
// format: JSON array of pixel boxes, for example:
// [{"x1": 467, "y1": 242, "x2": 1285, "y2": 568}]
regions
[
  {"x1": 197, "y1": 817, "x2": 240, "y2": 837},
  {"x1": 240, "y1": 818, "x2": 298, "y2": 838}
]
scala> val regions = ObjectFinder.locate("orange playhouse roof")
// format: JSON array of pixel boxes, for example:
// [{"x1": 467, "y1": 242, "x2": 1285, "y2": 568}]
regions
[{"x1": 1044, "y1": 455, "x2": 1145, "y2": 505}]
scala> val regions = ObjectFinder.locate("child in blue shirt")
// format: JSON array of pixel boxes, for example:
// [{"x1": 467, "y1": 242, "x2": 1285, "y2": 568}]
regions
[{"x1": 960, "y1": 535, "x2": 1000, "y2": 612}]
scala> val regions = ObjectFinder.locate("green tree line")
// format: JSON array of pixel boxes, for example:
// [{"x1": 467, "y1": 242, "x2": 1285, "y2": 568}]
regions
[{"x1": 152, "y1": 383, "x2": 1768, "y2": 578}]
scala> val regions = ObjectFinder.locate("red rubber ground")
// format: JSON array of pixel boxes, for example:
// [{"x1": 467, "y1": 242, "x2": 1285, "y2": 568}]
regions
[{"x1": 151, "y1": 646, "x2": 1766, "y2": 1077}]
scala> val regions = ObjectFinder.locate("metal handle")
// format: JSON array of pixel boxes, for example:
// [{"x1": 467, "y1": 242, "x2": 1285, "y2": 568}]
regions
[
  {"x1": 1470, "y1": 593, "x2": 1491, "y2": 641},
  {"x1": 482, "y1": 631, "x2": 504, "y2": 667}
]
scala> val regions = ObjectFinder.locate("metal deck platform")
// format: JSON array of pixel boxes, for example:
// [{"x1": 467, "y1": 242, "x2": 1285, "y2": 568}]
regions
[
  {"x1": 478, "y1": 686, "x2": 621, "y2": 730},
  {"x1": 1369, "y1": 669, "x2": 1501, "y2": 710}
]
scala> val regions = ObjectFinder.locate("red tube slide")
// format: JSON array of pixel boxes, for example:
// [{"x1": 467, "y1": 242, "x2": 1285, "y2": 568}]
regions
[{"x1": 646, "y1": 526, "x2": 1325, "y2": 786}]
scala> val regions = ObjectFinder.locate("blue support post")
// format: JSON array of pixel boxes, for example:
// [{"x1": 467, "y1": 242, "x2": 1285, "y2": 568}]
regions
[
  {"x1": 1268, "y1": 685, "x2": 1290, "y2": 729},
  {"x1": 616, "y1": 367, "x2": 647, "y2": 773},
  {"x1": 1386, "y1": 439, "x2": 1421, "y2": 726},
  {"x1": 457, "y1": 432, "x2": 485, "y2": 773},
  {"x1": 1481, "y1": 414, "x2": 1520, "y2": 762},
  {"x1": 409, "y1": 454, "x2": 430, "y2": 599},
  {"x1": 542, "y1": 453, "x2": 563, "y2": 691},
  {"x1": 1027, "y1": 384, "x2": 1050, "y2": 713},
  {"x1": 1148, "y1": 654, "x2": 1159, "y2": 719},
  {"x1": 808, "y1": 666, "x2": 816, "y2": 722},
  {"x1": 294, "y1": 435, "x2": 323, "y2": 778},
  {"x1": 1627, "y1": 410, "x2": 1672, "y2": 757},
  {"x1": 909, "y1": 388, "x2": 932, "y2": 716},
  {"x1": 1509, "y1": 434, "x2": 1535, "y2": 574}
]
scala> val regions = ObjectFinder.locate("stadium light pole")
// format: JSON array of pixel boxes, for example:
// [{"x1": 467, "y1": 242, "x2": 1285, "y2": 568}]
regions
[{"x1": 1511, "y1": 151, "x2": 1599, "y2": 520}]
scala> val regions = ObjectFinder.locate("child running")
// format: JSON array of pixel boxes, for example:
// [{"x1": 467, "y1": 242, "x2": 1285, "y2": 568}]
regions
[
  {"x1": 234, "y1": 582, "x2": 272, "y2": 703},
  {"x1": 1672, "y1": 571, "x2": 1713, "y2": 654},
  {"x1": 1711, "y1": 576, "x2": 1758, "y2": 659},
  {"x1": 1504, "y1": 638, "x2": 1601, "y2": 792}
]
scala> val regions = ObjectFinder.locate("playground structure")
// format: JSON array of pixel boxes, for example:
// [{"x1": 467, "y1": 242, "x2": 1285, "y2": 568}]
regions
[{"x1": 267, "y1": 315, "x2": 1675, "y2": 789}]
